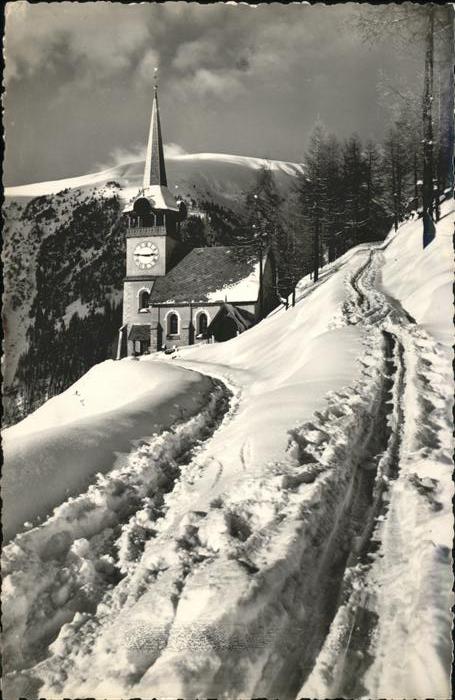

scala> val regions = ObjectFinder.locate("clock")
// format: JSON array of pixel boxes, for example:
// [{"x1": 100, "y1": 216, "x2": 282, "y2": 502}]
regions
[{"x1": 133, "y1": 241, "x2": 159, "y2": 270}]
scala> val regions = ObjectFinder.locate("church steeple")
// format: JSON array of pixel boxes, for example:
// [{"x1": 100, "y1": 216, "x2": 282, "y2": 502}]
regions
[{"x1": 143, "y1": 70, "x2": 167, "y2": 188}]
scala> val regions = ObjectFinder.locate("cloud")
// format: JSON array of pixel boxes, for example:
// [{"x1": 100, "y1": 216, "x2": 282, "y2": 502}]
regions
[
  {"x1": 4, "y1": 2, "x2": 152, "y2": 85},
  {"x1": 4, "y1": 2, "x2": 343, "y2": 92},
  {"x1": 96, "y1": 144, "x2": 145, "y2": 171},
  {"x1": 172, "y1": 68, "x2": 246, "y2": 102},
  {"x1": 97, "y1": 142, "x2": 187, "y2": 170},
  {"x1": 164, "y1": 142, "x2": 188, "y2": 157},
  {"x1": 172, "y1": 39, "x2": 218, "y2": 72},
  {"x1": 136, "y1": 49, "x2": 160, "y2": 86},
  {"x1": 4, "y1": 2, "x2": 427, "y2": 187}
]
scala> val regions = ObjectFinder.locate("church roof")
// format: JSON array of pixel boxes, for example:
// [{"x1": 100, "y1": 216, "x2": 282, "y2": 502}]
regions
[
  {"x1": 150, "y1": 246, "x2": 263, "y2": 304},
  {"x1": 144, "y1": 86, "x2": 167, "y2": 188},
  {"x1": 207, "y1": 303, "x2": 256, "y2": 334},
  {"x1": 128, "y1": 324, "x2": 151, "y2": 341},
  {"x1": 123, "y1": 82, "x2": 179, "y2": 214}
]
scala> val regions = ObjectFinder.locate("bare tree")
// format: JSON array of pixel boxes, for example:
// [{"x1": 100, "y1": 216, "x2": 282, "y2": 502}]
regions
[{"x1": 355, "y1": 3, "x2": 453, "y2": 244}]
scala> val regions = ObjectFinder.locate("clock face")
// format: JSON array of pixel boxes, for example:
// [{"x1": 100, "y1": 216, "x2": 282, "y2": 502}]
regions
[{"x1": 133, "y1": 241, "x2": 159, "y2": 270}]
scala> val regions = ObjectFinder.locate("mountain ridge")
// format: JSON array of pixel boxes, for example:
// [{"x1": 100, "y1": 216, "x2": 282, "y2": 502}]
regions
[{"x1": 4, "y1": 151, "x2": 304, "y2": 204}]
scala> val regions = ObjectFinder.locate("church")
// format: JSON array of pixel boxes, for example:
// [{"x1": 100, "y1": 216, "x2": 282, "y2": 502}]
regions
[{"x1": 118, "y1": 81, "x2": 278, "y2": 358}]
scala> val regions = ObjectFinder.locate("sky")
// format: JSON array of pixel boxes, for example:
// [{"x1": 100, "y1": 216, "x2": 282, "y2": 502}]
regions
[{"x1": 3, "y1": 1, "x2": 431, "y2": 186}]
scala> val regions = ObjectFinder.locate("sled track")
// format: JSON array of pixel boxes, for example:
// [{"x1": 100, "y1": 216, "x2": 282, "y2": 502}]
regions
[
  {"x1": 260, "y1": 248, "x2": 411, "y2": 699},
  {"x1": 2, "y1": 377, "x2": 233, "y2": 695},
  {"x1": 258, "y1": 329, "x2": 406, "y2": 700}
]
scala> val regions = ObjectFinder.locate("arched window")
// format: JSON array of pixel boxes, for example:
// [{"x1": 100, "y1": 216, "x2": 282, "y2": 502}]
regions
[
  {"x1": 138, "y1": 290, "x2": 150, "y2": 311},
  {"x1": 197, "y1": 312, "x2": 208, "y2": 336},
  {"x1": 167, "y1": 312, "x2": 179, "y2": 336}
]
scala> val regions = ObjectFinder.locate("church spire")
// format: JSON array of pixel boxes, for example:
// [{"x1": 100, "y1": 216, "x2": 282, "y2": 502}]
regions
[{"x1": 143, "y1": 68, "x2": 167, "y2": 189}]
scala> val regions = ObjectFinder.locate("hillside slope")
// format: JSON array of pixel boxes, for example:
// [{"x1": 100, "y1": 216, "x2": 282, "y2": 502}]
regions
[
  {"x1": 2, "y1": 185, "x2": 125, "y2": 423},
  {"x1": 2, "y1": 199, "x2": 453, "y2": 700},
  {"x1": 2, "y1": 153, "x2": 302, "y2": 424}
]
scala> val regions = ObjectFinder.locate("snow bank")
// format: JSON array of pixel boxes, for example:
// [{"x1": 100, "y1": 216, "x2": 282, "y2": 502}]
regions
[
  {"x1": 2, "y1": 360, "x2": 215, "y2": 541},
  {"x1": 160, "y1": 249, "x2": 366, "y2": 470},
  {"x1": 382, "y1": 199, "x2": 454, "y2": 345},
  {"x1": 2, "y1": 381, "x2": 229, "y2": 689}
]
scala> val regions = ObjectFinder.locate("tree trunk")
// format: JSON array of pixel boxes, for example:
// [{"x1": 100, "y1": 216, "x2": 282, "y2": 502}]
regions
[
  {"x1": 313, "y1": 223, "x2": 320, "y2": 282},
  {"x1": 422, "y1": 4, "x2": 435, "y2": 243},
  {"x1": 258, "y1": 241, "x2": 263, "y2": 318},
  {"x1": 391, "y1": 141, "x2": 399, "y2": 231}
]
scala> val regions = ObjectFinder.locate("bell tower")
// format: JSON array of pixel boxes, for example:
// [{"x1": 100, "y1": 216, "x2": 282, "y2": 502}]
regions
[
  {"x1": 120, "y1": 70, "x2": 182, "y2": 355},
  {"x1": 123, "y1": 70, "x2": 180, "y2": 280}
]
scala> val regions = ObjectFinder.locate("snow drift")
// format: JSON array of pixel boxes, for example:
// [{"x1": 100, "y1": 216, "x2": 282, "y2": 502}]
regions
[{"x1": 2, "y1": 360, "x2": 217, "y2": 541}]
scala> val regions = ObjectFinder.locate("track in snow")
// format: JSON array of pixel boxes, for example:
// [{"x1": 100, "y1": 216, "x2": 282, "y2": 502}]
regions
[
  {"x1": 295, "y1": 246, "x2": 447, "y2": 699},
  {"x1": 261, "y1": 328, "x2": 406, "y2": 700},
  {"x1": 2, "y1": 377, "x2": 233, "y2": 697}
]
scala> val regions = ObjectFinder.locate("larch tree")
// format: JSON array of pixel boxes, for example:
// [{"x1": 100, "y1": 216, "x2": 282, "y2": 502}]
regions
[
  {"x1": 297, "y1": 122, "x2": 328, "y2": 282},
  {"x1": 355, "y1": 3, "x2": 453, "y2": 245}
]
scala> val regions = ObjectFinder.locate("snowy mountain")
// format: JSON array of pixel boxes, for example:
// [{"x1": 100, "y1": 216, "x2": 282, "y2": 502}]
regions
[
  {"x1": 2, "y1": 153, "x2": 302, "y2": 424},
  {"x1": 2, "y1": 197, "x2": 453, "y2": 699},
  {"x1": 4, "y1": 151, "x2": 303, "y2": 209}
]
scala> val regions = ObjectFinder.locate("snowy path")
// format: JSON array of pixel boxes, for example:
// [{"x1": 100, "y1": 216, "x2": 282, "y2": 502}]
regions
[
  {"x1": 2, "y1": 369, "x2": 233, "y2": 698},
  {"x1": 299, "y1": 246, "x2": 452, "y2": 699},
  {"x1": 2, "y1": 207, "x2": 453, "y2": 699}
]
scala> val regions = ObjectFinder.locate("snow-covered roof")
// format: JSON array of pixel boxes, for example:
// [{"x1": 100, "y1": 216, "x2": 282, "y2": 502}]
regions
[{"x1": 150, "y1": 246, "x2": 263, "y2": 304}]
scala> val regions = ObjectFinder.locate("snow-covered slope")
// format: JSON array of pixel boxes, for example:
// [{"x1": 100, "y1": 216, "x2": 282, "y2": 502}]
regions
[
  {"x1": 2, "y1": 360, "x2": 221, "y2": 542},
  {"x1": 4, "y1": 152, "x2": 303, "y2": 208},
  {"x1": 2, "y1": 186, "x2": 125, "y2": 427},
  {"x1": 382, "y1": 207, "x2": 453, "y2": 344},
  {"x1": 2, "y1": 200, "x2": 453, "y2": 700}
]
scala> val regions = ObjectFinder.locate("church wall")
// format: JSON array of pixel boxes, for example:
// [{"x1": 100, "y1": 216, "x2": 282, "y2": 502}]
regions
[
  {"x1": 122, "y1": 280, "x2": 155, "y2": 325},
  {"x1": 148, "y1": 301, "x2": 257, "y2": 351},
  {"x1": 149, "y1": 304, "x2": 220, "y2": 349}
]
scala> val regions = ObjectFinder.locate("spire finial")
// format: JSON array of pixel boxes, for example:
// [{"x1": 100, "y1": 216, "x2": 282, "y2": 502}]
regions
[{"x1": 154, "y1": 67, "x2": 158, "y2": 94}]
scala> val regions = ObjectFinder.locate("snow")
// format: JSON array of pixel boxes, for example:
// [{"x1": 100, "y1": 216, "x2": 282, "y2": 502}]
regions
[
  {"x1": 4, "y1": 166, "x2": 126, "y2": 199},
  {"x1": 2, "y1": 199, "x2": 453, "y2": 700},
  {"x1": 205, "y1": 259, "x2": 261, "y2": 303},
  {"x1": 62, "y1": 299, "x2": 92, "y2": 325},
  {"x1": 4, "y1": 152, "x2": 303, "y2": 200},
  {"x1": 169, "y1": 151, "x2": 303, "y2": 177},
  {"x1": 123, "y1": 184, "x2": 179, "y2": 212},
  {"x1": 2, "y1": 360, "x2": 216, "y2": 541},
  {"x1": 382, "y1": 201, "x2": 454, "y2": 345}
]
